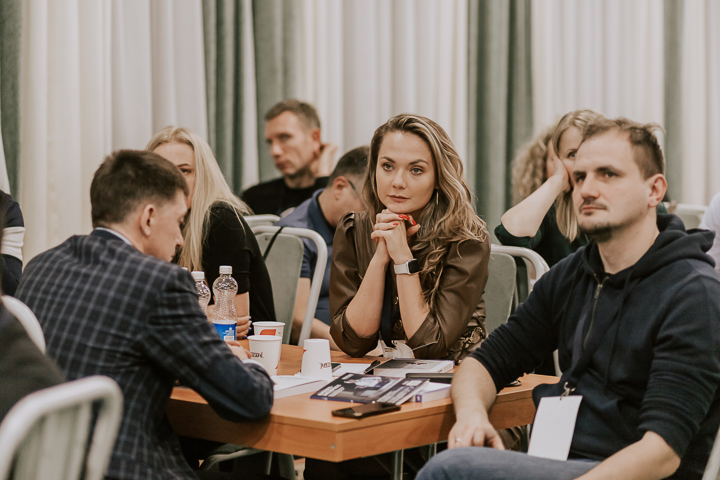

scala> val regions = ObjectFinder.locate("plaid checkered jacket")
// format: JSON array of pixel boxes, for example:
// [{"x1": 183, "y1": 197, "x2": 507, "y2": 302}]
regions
[{"x1": 16, "y1": 231, "x2": 274, "y2": 480}]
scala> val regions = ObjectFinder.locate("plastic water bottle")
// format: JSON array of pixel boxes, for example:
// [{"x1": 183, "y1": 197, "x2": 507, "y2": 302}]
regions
[
  {"x1": 212, "y1": 265, "x2": 238, "y2": 341},
  {"x1": 191, "y1": 271, "x2": 211, "y2": 316}
]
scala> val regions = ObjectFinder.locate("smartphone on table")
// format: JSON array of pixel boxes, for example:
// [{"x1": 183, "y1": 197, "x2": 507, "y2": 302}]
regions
[{"x1": 331, "y1": 402, "x2": 401, "y2": 419}]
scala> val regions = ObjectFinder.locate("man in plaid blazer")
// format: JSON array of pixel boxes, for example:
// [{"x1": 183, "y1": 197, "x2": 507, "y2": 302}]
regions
[{"x1": 16, "y1": 150, "x2": 274, "y2": 480}]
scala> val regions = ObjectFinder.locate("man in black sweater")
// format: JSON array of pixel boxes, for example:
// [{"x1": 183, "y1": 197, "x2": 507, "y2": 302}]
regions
[
  {"x1": 242, "y1": 99, "x2": 337, "y2": 216},
  {"x1": 418, "y1": 118, "x2": 720, "y2": 480}
]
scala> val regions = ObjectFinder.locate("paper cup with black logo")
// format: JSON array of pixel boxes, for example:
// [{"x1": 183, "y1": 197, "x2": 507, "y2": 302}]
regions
[
  {"x1": 247, "y1": 335, "x2": 282, "y2": 376},
  {"x1": 252, "y1": 321, "x2": 285, "y2": 340},
  {"x1": 301, "y1": 338, "x2": 333, "y2": 379}
]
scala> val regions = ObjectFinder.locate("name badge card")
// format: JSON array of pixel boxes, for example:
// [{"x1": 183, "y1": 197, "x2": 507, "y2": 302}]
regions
[{"x1": 527, "y1": 395, "x2": 582, "y2": 461}]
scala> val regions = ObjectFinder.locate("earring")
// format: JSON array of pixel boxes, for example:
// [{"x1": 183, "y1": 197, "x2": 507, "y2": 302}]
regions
[{"x1": 435, "y1": 190, "x2": 439, "y2": 206}]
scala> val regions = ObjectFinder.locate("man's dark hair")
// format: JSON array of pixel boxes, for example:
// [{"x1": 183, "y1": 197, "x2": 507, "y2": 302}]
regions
[
  {"x1": 328, "y1": 146, "x2": 369, "y2": 184},
  {"x1": 91, "y1": 150, "x2": 189, "y2": 228},
  {"x1": 582, "y1": 117, "x2": 665, "y2": 178},
  {"x1": 264, "y1": 99, "x2": 321, "y2": 131}
]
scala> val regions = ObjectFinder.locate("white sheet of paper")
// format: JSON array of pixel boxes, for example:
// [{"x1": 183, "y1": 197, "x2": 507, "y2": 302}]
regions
[
  {"x1": 331, "y1": 363, "x2": 368, "y2": 377},
  {"x1": 527, "y1": 395, "x2": 582, "y2": 461}
]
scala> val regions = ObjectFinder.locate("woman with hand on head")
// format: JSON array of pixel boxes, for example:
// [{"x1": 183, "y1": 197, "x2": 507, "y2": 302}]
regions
[
  {"x1": 147, "y1": 127, "x2": 276, "y2": 337},
  {"x1": 495, "y1": 109, "x2": 603, "y2": 267},
  {"x1": 330, "y1": 114, "x2": 490, "y2": 361}
]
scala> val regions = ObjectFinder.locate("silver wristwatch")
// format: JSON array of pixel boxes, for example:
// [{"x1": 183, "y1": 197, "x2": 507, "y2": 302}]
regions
[{"x1": 394, "y1": 259, "x2": 419, "y2": 275}]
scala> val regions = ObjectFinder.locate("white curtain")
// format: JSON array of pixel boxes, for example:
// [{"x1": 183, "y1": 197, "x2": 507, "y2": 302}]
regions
[
  {"x1": 20, "y1": 0, "x2": 208, "y2": 262},
  {"x1": 531, "y1": 0, "x2": 664, "y2": 131},
  {"x1": 678, "y1": 0, "x2": 720, "y2": 204},
  {"x1": 240, "y1": 0, "x2": 259, "y2": 190},
  {"x1": 289, "y1": 0, "x2": 469, "y2": 166},
  {"x1": 531, "y1": 0, "x2": 720, "y2": 205}
]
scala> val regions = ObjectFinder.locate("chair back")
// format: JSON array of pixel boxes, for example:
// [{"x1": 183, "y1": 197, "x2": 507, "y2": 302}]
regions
[
  {"x1": 490, "y1": 245, "x2": 557, "y2": 374},
  {"x1": 672, "y1": 203, "x2": 708, "y2": 230},
  {"x1": 703, "y1": 420, "x2": 720, "y2": 480},
  {"x1": 484, "y1": 252, "x2": 517, "y2": 334},
  {"x1": 490, "y1": 245, "x2": 550, "y2": 307},
  {"x1": 3, "y1": 296, "x2": 45, "y2": 353},
  {"x1": 253, "y1": 229, "x2": 304, "y2": 344},
  {"x1": 0, "y1": 376, "x2": 123, "y2": 480},
  {"x1": 253, "y1": 226, "x2": 327, "y2": 345},
  {"x1": 244, "y1": 215, "x2": 280, "y2": 229}
]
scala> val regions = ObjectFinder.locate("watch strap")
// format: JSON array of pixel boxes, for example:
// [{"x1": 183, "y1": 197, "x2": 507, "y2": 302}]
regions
[{"x1": 394, "y1": 259, "x2": 419, "y2": 275}]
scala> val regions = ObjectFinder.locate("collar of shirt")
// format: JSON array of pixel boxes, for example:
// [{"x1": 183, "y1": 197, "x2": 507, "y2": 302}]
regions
[
  {"x1": 94, "y1": 227, "x2": 133, "y2": 246},
  {"x1": 308, "y1": 190, "x2": 335, "y2": 245}
]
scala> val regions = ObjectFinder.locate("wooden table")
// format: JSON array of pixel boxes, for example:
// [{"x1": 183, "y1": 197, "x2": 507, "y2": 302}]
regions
[{"x1": 168, "y1": 344, "x2": 558, "y2": 464}]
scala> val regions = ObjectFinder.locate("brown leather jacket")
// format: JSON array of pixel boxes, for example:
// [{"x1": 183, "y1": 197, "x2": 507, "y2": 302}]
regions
[{"x1": 329, "y1": 211, "x2": 490, "y2": 361}]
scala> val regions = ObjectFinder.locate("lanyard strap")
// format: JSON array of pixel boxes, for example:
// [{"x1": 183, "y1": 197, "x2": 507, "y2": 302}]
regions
[
  {"x1": 262, "y1": 226, "x2": 285, "y2": 262},
  {"x1": 380, "y1": 267, "x2": 395, "y2": 346},
  {"x1": 564, "y1": 280, "x2": 618, "y2": 395}
]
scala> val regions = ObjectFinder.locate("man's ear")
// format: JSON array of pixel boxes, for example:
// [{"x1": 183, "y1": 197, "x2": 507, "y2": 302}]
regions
[
  {"x1": 647, "y1": 174, "x2": 667, "y2": 208},
  {"x1": 310, "y1": 128, "x2": 321, "y2": 154},
  {"x1": 332, "y1": 176, "x2": 349, "y2": 200},
  {"x1": 139, "y1": 204, "x2": 156, "y2": 237}
]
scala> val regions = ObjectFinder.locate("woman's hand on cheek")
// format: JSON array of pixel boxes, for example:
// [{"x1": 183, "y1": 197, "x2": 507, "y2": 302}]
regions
[{"x1": 550, "y1": 156, "x2": 571, "y2": 193}]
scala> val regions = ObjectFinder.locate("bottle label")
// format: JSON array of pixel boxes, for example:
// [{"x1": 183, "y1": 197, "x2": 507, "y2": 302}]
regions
[{"x1": 213, "y1": 322, "x2": 237, "y2": 341}]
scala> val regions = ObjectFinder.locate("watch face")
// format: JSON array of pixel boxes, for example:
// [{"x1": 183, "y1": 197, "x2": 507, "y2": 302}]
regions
[
  {"x1": 395, "y1": 259, "x2": 419, "y2": 274},
  {"x1": 407, "y1": 259, "x2": 420, "y2": 274}
]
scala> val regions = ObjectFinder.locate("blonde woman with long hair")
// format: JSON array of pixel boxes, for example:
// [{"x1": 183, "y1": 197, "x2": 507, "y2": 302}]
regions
[
  {"x1": 329, "y1": 114, "x2": 490, "y2": 361},
  {"x1": 147, "y1": 127, "x2": 276, "y2": 335},
  {"x1": 496, "y1": 109, "x2": 603, "y2": 267}
]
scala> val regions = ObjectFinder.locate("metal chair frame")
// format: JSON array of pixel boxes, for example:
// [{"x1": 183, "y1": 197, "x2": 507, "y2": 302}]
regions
[
  {"x1": 253, "y1": 225, "x2": 328, "y2": 346},
  {"x1": 0, "y1": 376, "x2": 122, "y2": 480},
  {"x1": 2, "y1": 295, "x2": 45, "y2": 353}
]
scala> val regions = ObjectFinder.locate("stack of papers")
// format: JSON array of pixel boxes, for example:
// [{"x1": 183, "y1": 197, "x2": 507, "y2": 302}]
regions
[
  {"x1": 272, "y1": 375, "x2": 330, "y2": 399},
  {"x1": 372, "y1": 359, "x2": 454, "y2": 378},
  {"x1": 410, "y1": 382, "x2": 451, "y2": 403},
  {"x1": 332, "y1": 363, "x2": 369, "y2": 377}
]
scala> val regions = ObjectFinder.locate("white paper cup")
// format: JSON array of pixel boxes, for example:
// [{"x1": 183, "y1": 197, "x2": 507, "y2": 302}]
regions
[
  {"x1": 247, "y1": 335, "x2": 282, "y2": 376},
  {"x1": 253, "y1": 321, "x2": 285, "y2": 340},
  {"x1": 301, "y1": 338, "x2": 333, "y2": 379}
]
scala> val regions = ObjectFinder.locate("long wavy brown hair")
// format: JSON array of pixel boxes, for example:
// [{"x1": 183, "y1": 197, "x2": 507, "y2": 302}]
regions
[{"x1": 363, "y1": 114, "x2": 488, "y2": 310}]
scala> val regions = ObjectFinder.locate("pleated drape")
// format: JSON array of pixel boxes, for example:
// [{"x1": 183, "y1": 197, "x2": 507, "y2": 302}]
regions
[
  {"x1": 468, "y1": 0, "x2": 533, "y2": 239},
  {"x1": 252, "y1": 0, "x2": 301, "y2": 182},
  {"x1": 250, "y1": 0, "x2": 469, "y2": 187},
  {"x1": 20, "y1": 0, "x2": 208, "y2": 261},
  {"x1": 663, "y1": 0, "x2": 684, "y2": 203},
  {"x1": 0, "y1": 0, "x2": 21, "y2": 194},
  {"x1": 203, "y1": 0, "x2": 259, "y2": 192},
  {"x1": 671, "y1": 0, "x2": 720, "y2": 204}
]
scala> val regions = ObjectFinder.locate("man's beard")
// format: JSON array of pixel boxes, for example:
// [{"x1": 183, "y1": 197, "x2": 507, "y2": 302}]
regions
[{"x1": 579, "y1": 222, "x2": 613, "y2": 243}]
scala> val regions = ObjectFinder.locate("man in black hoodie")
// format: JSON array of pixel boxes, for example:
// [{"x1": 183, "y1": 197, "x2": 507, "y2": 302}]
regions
[{"x1": 418, "y1": 118, "x2": 720, "y2": 480}]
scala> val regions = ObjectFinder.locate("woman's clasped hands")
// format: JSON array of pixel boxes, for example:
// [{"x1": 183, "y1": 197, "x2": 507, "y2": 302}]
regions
[{"x1": 371, "y1": 209, "x2": 421, "y2": 265}]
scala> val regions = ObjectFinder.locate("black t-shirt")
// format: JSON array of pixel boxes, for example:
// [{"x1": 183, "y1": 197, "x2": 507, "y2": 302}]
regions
[
  {"x1": 0, "y1": 190, "x2": 24, "y2": 296},
  {"x1": 201, "y1": 204, "x2": 276, "y2": 323},
  {"x1": 242, "y1": 177, "x2": 329, "y2": 216}
]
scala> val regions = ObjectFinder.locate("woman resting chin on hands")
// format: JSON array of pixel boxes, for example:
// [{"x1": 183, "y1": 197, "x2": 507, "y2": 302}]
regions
[{"x1": 329, "y1": 114, "x2": 490, "y2": 361}]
